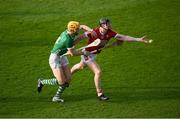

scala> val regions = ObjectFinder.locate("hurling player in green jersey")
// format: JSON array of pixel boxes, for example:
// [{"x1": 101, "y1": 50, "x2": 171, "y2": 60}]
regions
[{"x1": 37, "y1": 21, "x2": 91, "y2": 102}]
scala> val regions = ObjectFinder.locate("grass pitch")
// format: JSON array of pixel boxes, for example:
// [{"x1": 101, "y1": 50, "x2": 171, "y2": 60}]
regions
[{"x1": 0, "y1": 0, "x2": 180, "y2": 118}]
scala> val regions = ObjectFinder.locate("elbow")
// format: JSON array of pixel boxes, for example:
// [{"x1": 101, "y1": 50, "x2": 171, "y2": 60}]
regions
[{"x1": 80, "y1": 25, "x2": 92, "y2": 31}]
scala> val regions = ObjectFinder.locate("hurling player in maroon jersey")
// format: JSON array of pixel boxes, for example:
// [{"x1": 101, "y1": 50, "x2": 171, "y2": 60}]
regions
[{"x1": 71, "y1": 18, "x2": 150, "y2": 101}]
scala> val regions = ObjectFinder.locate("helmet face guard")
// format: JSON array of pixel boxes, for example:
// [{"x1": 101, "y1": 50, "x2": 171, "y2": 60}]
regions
[
  {"x1": 67, "y1": 21, "x2": 80, "y2": 33},
  {"x1": 99, "y1": 18, "x2": 111, "y2": 26},
  {"x1": 99, "y1": 18, "x2": 112, "y2": 30}
]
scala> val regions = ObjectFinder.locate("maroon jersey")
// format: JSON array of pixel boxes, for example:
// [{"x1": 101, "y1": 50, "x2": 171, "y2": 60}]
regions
[{"x1": 85, "y1": 27, "x2": 117, "y2": 53}]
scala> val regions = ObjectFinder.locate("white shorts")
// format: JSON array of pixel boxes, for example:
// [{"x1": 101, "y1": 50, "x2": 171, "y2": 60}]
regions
[
  {"x1": 81, "y1": 53, "x2": 96, "y2": 64},
  {"x1": 49, "y1": 53, "x2": 69, "y2": 69}
]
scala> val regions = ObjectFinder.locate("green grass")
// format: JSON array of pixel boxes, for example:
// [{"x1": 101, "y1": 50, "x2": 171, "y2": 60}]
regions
[{"x1": 0, "y1": 0, "x2": 180, "y2": 118}]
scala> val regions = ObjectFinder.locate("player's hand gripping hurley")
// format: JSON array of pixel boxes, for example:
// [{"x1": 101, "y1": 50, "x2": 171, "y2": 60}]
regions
[
  {"x1": 78, "y1": 38, "x2": 101, "y2": 50},
  {"x1": 62, "y1": 38, "x2": 101, "y2": 56}
]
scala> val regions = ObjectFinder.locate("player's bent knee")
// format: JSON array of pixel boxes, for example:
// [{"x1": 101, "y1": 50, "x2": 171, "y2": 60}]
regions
[{"x1": 95, "y1": 70, "x2": 101, "y2": 76}]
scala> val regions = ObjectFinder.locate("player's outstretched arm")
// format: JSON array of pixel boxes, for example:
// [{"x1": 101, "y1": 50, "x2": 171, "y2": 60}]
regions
[
  {"x1": 80, "y1": 25, "x2": 92, "y2": 31},
  {"x1": 65, "y1": 48, "x2": 90, "y2": 56},
  {"x1": 74, "y1": 34, "x2": 86, "y2": 45},
  {"x1": 115, "y1": 34, "x2": 151, "y2": 43},
  {"x1": 105, "y1": 40, "x2": 124, "y2": 48},
  {"x1": 73, "y1": 25, "x2": 92, "y2": 45},
  {"x1": 74, "y1": 30, "x2": 97, "y2": 45}
]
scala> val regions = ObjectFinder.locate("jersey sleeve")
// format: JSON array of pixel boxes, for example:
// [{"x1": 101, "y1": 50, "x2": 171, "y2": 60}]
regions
[
  {"x1": 84, "y1": 32, "x2": 90, "y2": 38},
  {"x1": 109, "y1": 30, "x2": 117, "y2": 38}
]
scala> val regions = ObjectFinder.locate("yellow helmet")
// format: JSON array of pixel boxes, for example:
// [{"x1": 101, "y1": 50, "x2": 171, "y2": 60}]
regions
[{"x1": 67, "y1": 21, "x2": 80, "y2": 33}]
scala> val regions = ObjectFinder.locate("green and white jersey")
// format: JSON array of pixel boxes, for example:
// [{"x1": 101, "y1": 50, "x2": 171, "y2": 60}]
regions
[{"x1": 51, "y1": 30, "x2": 74, "y2": 55}]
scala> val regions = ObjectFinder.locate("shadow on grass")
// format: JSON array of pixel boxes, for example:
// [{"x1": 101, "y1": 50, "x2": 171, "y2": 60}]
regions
[
  {"x1": 0, "y1": 95, "x2": 52, "y2": 103},
  {"x1": 60, "y1": 87, "x2": 180, "y2": 103},
  {"x1": 0, "y1": 87, "x2": 180, "y2": 103}
]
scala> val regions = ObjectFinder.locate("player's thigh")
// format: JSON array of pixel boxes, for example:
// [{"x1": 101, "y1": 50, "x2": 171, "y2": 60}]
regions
[
  {"x1": 49, "y1": 53, "x2": 66, "y2": 84},
  {"x1": 51, "y1": 67, "x2": 66, "y2": 84},
  {"x1": 81, "y1": 54, "x2": 96, "y2": 64},
  {"x1": 78, "y1": 60, "x2": 86, "y2": 69},
  {"x1": 60, "y1": 56, "x2": 69, "y2": 67},
  {"x1": 87, "y1": 60, "x2": 101, "y2": 74}
]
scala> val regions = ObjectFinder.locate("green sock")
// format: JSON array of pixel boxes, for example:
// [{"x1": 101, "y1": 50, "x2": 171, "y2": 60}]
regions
[
  {"x1": 41, "y1": 78, "x2": 58, "y2": 85},
  {"x1": 55, "y1": 85, "x2": 66, "y2": 97}
]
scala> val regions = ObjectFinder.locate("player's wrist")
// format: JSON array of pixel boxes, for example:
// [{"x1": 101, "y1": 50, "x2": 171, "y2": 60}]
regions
[
  {"x1": 82, "y1": 50, "x2": 89, "y2": 56},
  {"x1": 134, "y1": 38, "x2": 141, "y2": 42}
]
